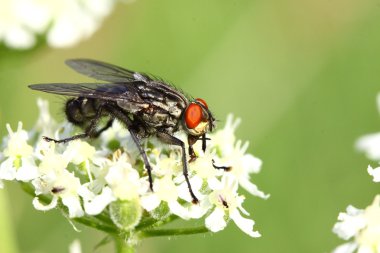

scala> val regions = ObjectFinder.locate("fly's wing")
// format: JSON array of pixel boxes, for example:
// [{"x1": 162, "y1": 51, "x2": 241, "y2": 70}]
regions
[
  {"x1": 64, "y1": 59, "x2": 189, "y2": 106},
  {"x1": 65, "y1": 59, "x2": 151, "y2": 83},
  {"x1": 28, "y1": 82, "x2": 146, "y2": 105}
]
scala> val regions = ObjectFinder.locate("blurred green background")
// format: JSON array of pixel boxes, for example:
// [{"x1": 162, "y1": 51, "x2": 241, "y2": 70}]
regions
[{"x1": 1, "y1": 0, "x2": 380, "y2": 252}]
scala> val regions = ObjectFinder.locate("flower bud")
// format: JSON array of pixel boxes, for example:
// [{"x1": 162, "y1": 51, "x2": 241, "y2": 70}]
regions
[{"x1": 110, "y1": 199, "x2": 142, "y2": 230}]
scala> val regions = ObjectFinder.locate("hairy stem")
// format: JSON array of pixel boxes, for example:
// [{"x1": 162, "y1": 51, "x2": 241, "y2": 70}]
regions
[
  {"x1": 114, "y1": 237, "x2": 136, "y2": 253},
  {"x1": 139, "y1": 226, "x2": 209, "y2": 238},
  {"x1": 135, "y1": 214, "x2": 179, "y2": 231}
]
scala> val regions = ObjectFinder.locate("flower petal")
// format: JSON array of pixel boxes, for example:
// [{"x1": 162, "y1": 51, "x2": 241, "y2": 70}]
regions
[
  {"x1": 356, "y1": 133, "x2": 380, "y2": 160},
  {"x1": 16, "y1": 157, "x2": 39, "y2": 181},
  {"x1": 333, "y1": 205, "x2": 366, "y2": 240},
  {"x1": 332, "y1": 242, "x2": 358, "y2": 253},
  {"x1": 241, "y1": 154, "x2": 262, "y2": 174},
  {"x1": 230, "y1": 209, "x2": 261, "y2": 238},
  {"x1": 367, "y1": 165, "x2": 380, "y2": 182},
  {"x1": 168, "y1": 201, "x2": 190, "y2": 220},
  {"x1": 83, "y1": 187, "x2": 116, "y2": 215},
  {"x1": 0, "y1": 158, "x2": 16, "y2": 180},
  {"x1": 140, "y1": 194, "x2": 161, "y2": 212},
  {"x1": 239, "y1": 178, "x2": 270, "y2": 199},
  {"x1": 33, "y1": 196, "x2": 58, "y2": 211},
  {"x1": 62, "y1": 195, "x2": 84, "y2": 218},
  {"x1": 69, "y1": 239, "x2": 82, "y2": 253},
  {"x1": 205, "y1": 208, "x2": 226, "y2": 232}
]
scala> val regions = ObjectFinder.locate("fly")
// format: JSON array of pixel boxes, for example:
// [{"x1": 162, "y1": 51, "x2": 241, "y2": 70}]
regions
[{"x1": 29, "y1": 59, "x2": 216, "y2": 204}]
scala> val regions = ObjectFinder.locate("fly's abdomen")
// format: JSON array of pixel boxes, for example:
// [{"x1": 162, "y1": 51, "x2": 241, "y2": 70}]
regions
[{"x1": 65, "y1": 97, "x2": 100, "y2": 127}]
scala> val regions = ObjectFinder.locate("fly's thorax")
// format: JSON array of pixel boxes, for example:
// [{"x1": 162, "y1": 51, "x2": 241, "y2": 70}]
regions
[{"x1": 182, "y1": 98, "x2": 214, "y2": 137}]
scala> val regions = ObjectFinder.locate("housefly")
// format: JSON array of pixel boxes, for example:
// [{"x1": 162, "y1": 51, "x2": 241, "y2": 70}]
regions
[{"x1": 29, "y1": 59, "x2": 216, "y2": 203}]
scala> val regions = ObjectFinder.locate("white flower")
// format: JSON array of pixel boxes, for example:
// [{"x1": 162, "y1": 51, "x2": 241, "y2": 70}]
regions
[
  {"x1": 189, "y1": 149, "x2": 223, "y2": 190},
  {"x1": 205, "y1": 175, "x2": 261, "y2": 237},
  {"x1": 332, "y1": 195, "x2": 380, "y2": 253},
  {"x1": 332, "y1": 243, "x2": 358, "y2": 253},
  {"x1": 69, "y1": 239, "x2": 81, "y2": 253},
  {"x1": 140, "y1": 175, "x2": 190, "y2": 219},
  {"x1": 367, "y1": 165, "x2": 380, "y2": 183},
  {"x1": 210, "y1": 114, "x2": 240, "y2": 155},
  {"x1": 0, "y1": 0, "x2": 118, "y2": 49},
  {"x1": 32, "y1": 144, "x2": 84, "y2": 218},
  {"x1": 105, "y1": 153, "x2": 141, "y2": 201},
  {"x1": 215, "y1": 140, "x2": 269, "y2": 199},
  {"x1": 64, "y1": 140, "x2": 96, "y2": 181},
  {"x1": 32, "y1": 168, "x2": 84, "y2": 218},
  {"x1": 0, "y1": 99, "x2": 267, "y2": 237},
  {"x1": 333, "y1": 206, "x2": 366, "y2": 241},
  {"x1": 0, "y1": 122, "x2": 38, "y2": 182},
  {"x1": 150, "y1": 148, "x2": 181, "y2": 177},
  {"x1": 78, "y1": 185, "x2": 116, "y2": 215},
  {"x1": 356, "y1": 133, "x2": 380, "y2": 161}
]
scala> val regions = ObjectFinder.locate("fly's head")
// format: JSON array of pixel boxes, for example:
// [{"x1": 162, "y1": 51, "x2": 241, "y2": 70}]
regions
[{"x1": 183, "y1": 98, "x2": 215, "y2": 137}]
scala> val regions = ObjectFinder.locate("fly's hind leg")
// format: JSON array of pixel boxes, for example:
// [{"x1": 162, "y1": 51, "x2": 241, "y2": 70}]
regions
[{"x1": 43, "y1": 107, "x2": 113, "y2": 143}]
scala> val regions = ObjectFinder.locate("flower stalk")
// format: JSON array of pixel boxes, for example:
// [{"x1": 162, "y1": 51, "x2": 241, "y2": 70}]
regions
[
  {"x1": 114, "y1": 237, "x2": 136, "y2": 253},
  {"x1": 139, "y1": 226, "x2": 209, "y2": 238}
]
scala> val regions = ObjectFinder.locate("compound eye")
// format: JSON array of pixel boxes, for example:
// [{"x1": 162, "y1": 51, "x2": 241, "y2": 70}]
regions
[
  {"x1": 196, "y1": 98, "x2": 208, "y2": 109},
  {"x1": 185, "y1": 103, "x2": 202, "y2": 129}
]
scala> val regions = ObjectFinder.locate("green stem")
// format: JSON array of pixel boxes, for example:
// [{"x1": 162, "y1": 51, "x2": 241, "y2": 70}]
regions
[
  {"x1": 139, "y1": 226, "x2": 209, "y2": 238},
  {"x1": 72, "y1": 216, "x2": 118, "y2": 235},
  {"x1": 135, "y1": 214, "x2": 178, "y2": 231},
  {"x1": 114, "y1": 237, "x2": 136, "y2": 253}
]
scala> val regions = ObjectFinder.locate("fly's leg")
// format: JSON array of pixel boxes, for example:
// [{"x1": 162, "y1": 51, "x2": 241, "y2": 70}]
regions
[
  {"x1": 187, "y1": 134, "x2": 211, "y2": 163},
  {"x1": 129, "y1": 129, "x2": 154, "y2": 191},
  {"x1": 212, "y1": 159, "x2": 231, "y2": 172},
  {"x1": 91, "y1": 118, "x2": 114, "y2": 138},
  {"x1": 43, "y1": 107, "x2": 112, "y2": 143},
  {"x1": 158, "y1": 131, "x2": 199, "y2": 204},
  {"x1": 104, "y1": 104, "x2": 154, "y2": 191},
  {"x1": 43, "y1": 134, "x2": 87, "y2": 143},
  {"x1": 187, "y1": 135, "x2": 199, "y2": 163},
  {"x1": 201, "y1": 134, "x2": 210, "y2": 152}
]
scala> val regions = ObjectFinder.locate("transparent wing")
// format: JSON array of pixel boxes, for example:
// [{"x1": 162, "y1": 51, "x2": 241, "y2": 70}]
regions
[
  {"x1": 65, "y1": 59, "x2": 151, "y2": 83},
  {"x1": 28, "y1": 82, "x2": 145, "y2": 103}
]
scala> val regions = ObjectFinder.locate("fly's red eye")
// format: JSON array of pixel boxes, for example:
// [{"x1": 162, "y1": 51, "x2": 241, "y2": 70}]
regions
[
  {"x1": 196, "y1": 98, "x2": 208, "y2": 109},
  {"x1": 185, "y1": 103, "x2": 202, "y2": 129}
]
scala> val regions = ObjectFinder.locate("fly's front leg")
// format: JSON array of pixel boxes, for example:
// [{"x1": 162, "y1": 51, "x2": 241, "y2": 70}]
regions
[
  {"x1": 212, "y1": 159, "x2": 231, "y2": 172},
  {"x1": 187, "y1": 134, "x2": 211, "y2": 163},
  {"x1": 104, "y1": 105, "x2": 154, "y2": 191},
  {"x1": 201, "y1": 134, "x2": 210, "y2": 152},
  {"x1": 187, "y1": 135, "x2": 199, "y2": 163},
  {"x1": 158, "y1": 132, "x2": 199, "y2": 204},
  {"x1": 44, "y1": 106, "x2": 107, "y2": 143}
]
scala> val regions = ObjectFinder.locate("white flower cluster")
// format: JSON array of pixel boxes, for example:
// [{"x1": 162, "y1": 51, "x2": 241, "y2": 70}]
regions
[
  {"x1": 0, "y1": 0, "x2": 117, "y2": 49},
  {"x1": 0, "y1": 99, "x2": 268, "y2": 237},
  {"x1": 332, "y1": 196, "x2": 380, "y2": 253},
  {"x1": 331, "y1": 94, "x2": 380, "y2": 253}
]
